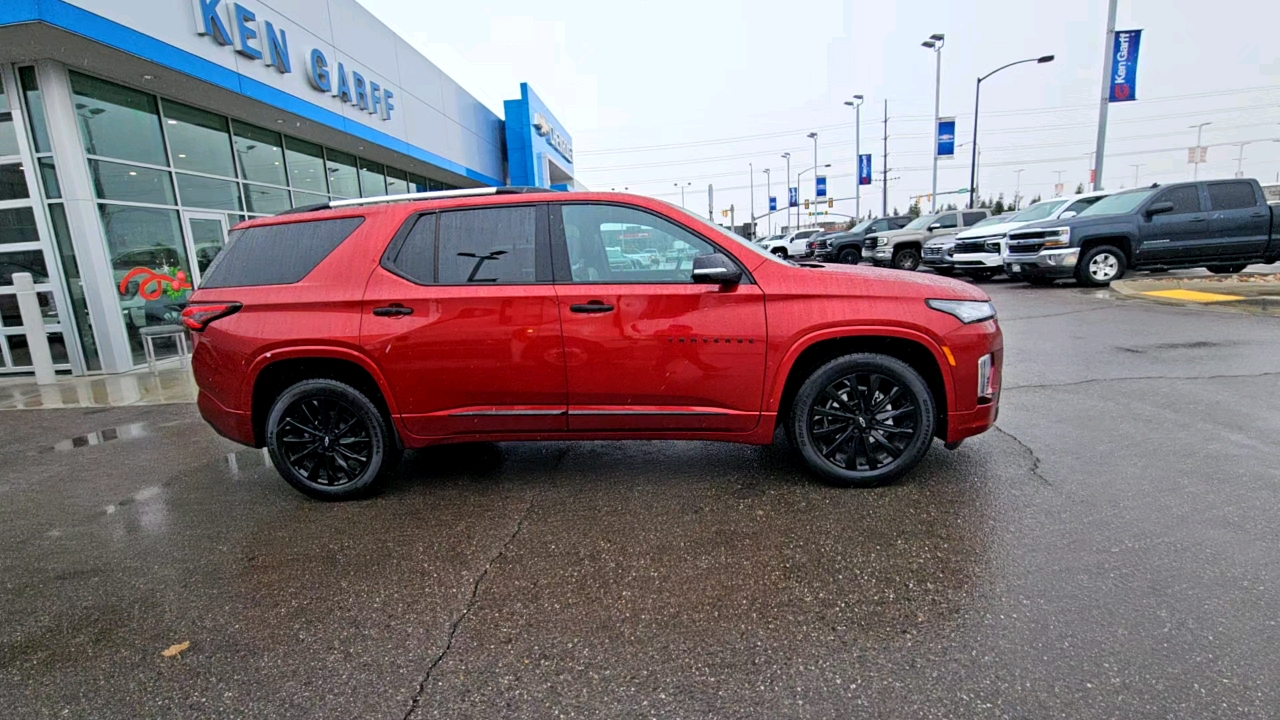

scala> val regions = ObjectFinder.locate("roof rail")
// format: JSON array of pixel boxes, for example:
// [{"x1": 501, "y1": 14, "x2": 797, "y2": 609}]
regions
[{"x1": 325, "y1": 186, "x2": 551, "y2": 210}]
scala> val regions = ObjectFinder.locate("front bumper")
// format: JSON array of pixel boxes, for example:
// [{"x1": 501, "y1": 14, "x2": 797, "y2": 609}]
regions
[
  {"x1": 921, "y1": 246, "x2": 954, "y2": 268},
  {"x1": 1004, "y1": 247, "x2": 1080, "y2": 279},
  {"x1": 952, "y1": 252, "x2": 1002, "y2": 269}
]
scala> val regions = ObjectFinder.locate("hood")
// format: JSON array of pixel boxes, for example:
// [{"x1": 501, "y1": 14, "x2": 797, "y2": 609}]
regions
[
  {"x1": 807, "y1": 261, "x2": 990, "y2": 302},
  {"x1": 1007, "y1": 212, "x2": 1119, "y2": 236},
  {"x1": 955, "y1": 220, "x2": 1028, "y2": 239},
  {"x1": 871, "y1": 228, "x2": 924, "y2": 241},
  {"x1": 924, "y1": 234, "x2": 960, "y2": 247}
]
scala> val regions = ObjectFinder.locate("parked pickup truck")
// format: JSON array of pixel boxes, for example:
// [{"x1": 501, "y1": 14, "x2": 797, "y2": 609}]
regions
[
  {"x1": 759, "y1": 228, "x2": 822, "y2": 259},
  {"x1": 869, "y1": 209, "x2": 991, "y2": 271},
  {"x1": 1004, "y1": 179, "x2": 1280, "y2": 287},
  {"x1": 810, "y1": 215, "x2": 912, "y2": 264},
  {"x1": 950, "y1": 192, "x2": 1111, "y2": 280}
]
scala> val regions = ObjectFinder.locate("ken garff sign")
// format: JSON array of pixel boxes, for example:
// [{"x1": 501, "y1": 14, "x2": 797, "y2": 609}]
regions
[
  {"x1": 815, "y1": 175, "x2": 827, "y2": 198},
  {"x1": 1109, "y1": 29, "x2": 1143, "y2": 102},
  {"x1": 532, "y1": 111, "x2": 574, "y2": 164},
  {"x1": 858, "y1": 154, "x2": 872, "y2": 186},
  {"x1": 936, "y1": 117, "x2": 956, "y2": 157},
  {"x1": 191, "y1": 0, "x2": 396, "y2": 121}
]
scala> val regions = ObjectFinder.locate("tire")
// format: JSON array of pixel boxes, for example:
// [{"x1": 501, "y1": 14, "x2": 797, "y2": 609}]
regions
[
  {"x1": 963, "y1": 268, "x2": 999, "y2": 281},
  {"x1": 932, "y1": 266, "x2": 957, "y2": 276},
  {"x1": 1206, "y1": 264, "x2": 1248, "y2": 275},
  {"x1": 838, "y1": 248, "x2": 861, "y2": 265},
  {"x1": 1027, "y1": 277, "x2": 1057, "y2": 286},
  {"x1": 892, "y1": 248, "x2": 921, "y2": 271},
  {"x1": 771, "y1": 247, "x2": 788, "y2": 259},
  {"x1": 1075, "y1": 245, "x2": 1127, "y2": 287},
  {"x1": 265, "y1": 379, "x2": 399, "y2": 501},
  {"x1": 790, "y1": 353, "x2": 936, "y2": 488}
]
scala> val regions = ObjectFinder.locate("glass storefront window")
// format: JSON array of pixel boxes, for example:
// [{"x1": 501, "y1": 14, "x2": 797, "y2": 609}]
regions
[
  {"x1": 176, "y1": 173, "x2": 243, "y2": 212},
  {"x1": 232, "y1": 122, "x2": 287, "y2": 186},
  {"x1": 90, "y1": 160, "x2": 175, "y2": 205},
  {"x1": 408, "y1": 174, "x2": 429, "y2": 193},
  {"x1": 0, "y1": 207, "x2": 39, "y2": 244},
  {"x1": 38, "y1": 158, "x2": 59, "y2": 199},
  {"x1": 162, "y1": 100, "x2": 236, "y2": 178},
  {"x1": 285, "y1": 137, "x2": 327, "y2": 195},
  {"x1": 4, "y1": 332, "x2": 64, "y2": 367},
  {"x1": 47, "y1": 203, "x2": 100, "y2": 371},
  {"x1": 0, "y1": 74, "x2": 18, "y2": 158},
  {"x1": 325, "y1": 149, "x2": 359, "y2": 198},
  {"x1": 243, "y1": 183, "x2": 291, "y2": 214},
  {"x1": 358, "y1": 158, "x2": 387, "y2": 197},
  {"x1": 292, "y1": 189, "x2": 328, "y2": 207},
  {"x1": 99, "y1": 204, "x2": 190, "y2": 362},
  {"x1": 386, "y1": 167, "x2": 409, "y2": 195},
  {"x1": 18, "y1": 67, "x2": 51, "y2": 154},
  {"x1": 0, "y1": 163, "x2": 29, "y2": 200},
  {"x1": 0, "y1": 250, "x2": 49, "y2": 284},
  {"x1": 69, "y1": 72, "x2": 168, "y2": 167}
]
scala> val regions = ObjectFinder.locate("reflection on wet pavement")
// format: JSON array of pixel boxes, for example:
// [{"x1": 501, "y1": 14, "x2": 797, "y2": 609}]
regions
[
  {"x1": 53, "y1": 423, "x2": 148, "y2": 451},
  {"x1": 0, "y1": 366, "x2": 196, "y2": 410}
]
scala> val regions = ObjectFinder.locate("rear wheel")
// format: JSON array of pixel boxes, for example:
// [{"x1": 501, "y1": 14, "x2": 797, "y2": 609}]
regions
[
  {"x1": 892, "y1": 248, "x2": 921, "y2": 271},
  {"x1": 1075, "y1": 245, "x2": 1127, "y2": 287},
  {"x1": 838, "y1": 248, "x2": 861, "y2": 264},
  {"x1": 790, "y1": 354, "x2": 936, "y2": 488},
  {"x1": 1206, "y1": 264, "x2": 1248, "y2": 274},
  {"x1": 265, "y1": 379, "x2": 399, "y2": 501}
]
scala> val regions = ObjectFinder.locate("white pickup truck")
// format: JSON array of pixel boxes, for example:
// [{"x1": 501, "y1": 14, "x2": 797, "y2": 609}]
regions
[
  {"x1": 950, "y1": 192, "x2": 1111, "y2": 280},
  {"x1": 759, "y1": 228, "x2": 822, "y2": 259}
]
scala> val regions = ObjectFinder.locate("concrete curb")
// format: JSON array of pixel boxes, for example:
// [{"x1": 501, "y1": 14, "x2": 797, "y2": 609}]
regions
[{"x1": 1111, "y1": 274, "x2": 1280, "y2": 314}]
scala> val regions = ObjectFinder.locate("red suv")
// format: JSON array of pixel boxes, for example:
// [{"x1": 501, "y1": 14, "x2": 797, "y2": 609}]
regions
[{"x1": 184, "y1": 189, "x2": 1002, "y2": 500}]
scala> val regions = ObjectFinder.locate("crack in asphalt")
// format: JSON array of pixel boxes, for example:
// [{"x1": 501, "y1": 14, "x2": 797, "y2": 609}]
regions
[
  {"x1": 992, "y1": 426, "x2": 1052, "y2": 487},
  {"x1": 998, "y1": 304, "x2": 1121, "y2": 322},
  {"x1": 402, "y1": 494, "x2": 537, "y2": 720},
  {"x1": 1003, "y1": 370, "x2": 1280, "y2": 391}
]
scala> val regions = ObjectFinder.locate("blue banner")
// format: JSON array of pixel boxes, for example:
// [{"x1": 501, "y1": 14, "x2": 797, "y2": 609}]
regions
[
  {"x1": 815, "y1": 176, "x2": 827, "y2": 198},
  {"x1": 788, "y1": 187, "x2": 798, "y2": 207},
  {"x1": 859, "y1": 154, "x2": 872, "y2": 185},
  {"x1": 769, "y1": 196, "x2": 777, "y2": 212},
  {"x1": 937, "y1": 117, "x2": 956, "y2": 157},
  {"x1": 1109, "y1": 29, "x2": 1142, "y2": 102}
]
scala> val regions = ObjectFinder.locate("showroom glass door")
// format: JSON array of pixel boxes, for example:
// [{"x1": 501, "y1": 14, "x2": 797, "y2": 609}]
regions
[{"x1": 181, "y1": 211, "x2": 228, "y2": 284}]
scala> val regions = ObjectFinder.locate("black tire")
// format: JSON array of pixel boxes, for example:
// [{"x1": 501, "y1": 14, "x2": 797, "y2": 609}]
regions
[
  {"x1": 1027, "y1": 277, "x2": 1057, "y2": 286},
  {"x1": 1206, "y1": 264, "x2": 1248, "y2": 275},
  {"x1": 932, "y1": 266, "x2": 957, "y2": 276},
  {"x1": 771, "y1": 247, "x2": 788, "y2": 259},
  {"x1": 963, "y1": 268, "x2": 1000, "y2": 281},
  {"x1": 790, "y1": 353, "x2": 936, "y2": 488},
  {"x1": 838, "y1": 248, "x2": 861, "y2": 265},
  {"x1": 892, "y1": 248, "x2": 921, "y2": 271},
  {"x1": 265, "y1": 379, "x2": 399, "y2": 501},
  {"x1": 1075, "y1": 245, "x2": 1127, "y2": 287}
]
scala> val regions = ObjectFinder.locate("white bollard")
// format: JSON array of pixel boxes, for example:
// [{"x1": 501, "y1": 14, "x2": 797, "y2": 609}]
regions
[{"x1": 13, "y1": 272, "x2": 56, "y2": 386}]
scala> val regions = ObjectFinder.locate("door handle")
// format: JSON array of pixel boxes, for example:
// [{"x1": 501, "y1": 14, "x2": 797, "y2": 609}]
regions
[
  {"x1": 1250, "y1": 212, "x2": 1266, "y2": 218},
  {"x1": 372, "y1": 305, "x2": 414, "y2": 317},
  {"x1": 569, "y1": 301, "x2": 614, "y2": 314},
  {"x1": 1189, "y1": 217, "x2": 1207, "y2": 223}
]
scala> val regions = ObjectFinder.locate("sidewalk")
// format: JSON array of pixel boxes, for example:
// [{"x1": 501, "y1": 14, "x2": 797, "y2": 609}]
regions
[
  {"x1": 0, "y1": 363, "x2": 197, "y2": 410},
  {"x1": 1112, "y1": 272, "x2": 1280, "y2": 314}
]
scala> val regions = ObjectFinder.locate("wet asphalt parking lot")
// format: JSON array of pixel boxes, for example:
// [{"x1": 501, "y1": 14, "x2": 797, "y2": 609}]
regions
[{"x1": 2, "y1": 274, "x2": 1279, "y2": 719}]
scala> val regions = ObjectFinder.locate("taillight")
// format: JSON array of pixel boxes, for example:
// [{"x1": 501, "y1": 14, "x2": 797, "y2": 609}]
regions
[{"x1": 181, "y1": 302, "x2": 241, "y2": 331}]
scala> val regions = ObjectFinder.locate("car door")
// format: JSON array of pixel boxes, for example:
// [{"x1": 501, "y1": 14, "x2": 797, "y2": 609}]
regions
[
  {"x1": 361, "y1": 203, "x2": 568, "y2": 438},
  {"x1": 551, "y1": 202, "x2": 768, "y2": 432},
  {"x1": 1136, "y1": 185, "x2": 1211, "y2": 263},
  {"x1": 1206, "y1": 181, "x2": 1270, "y2": 258}
]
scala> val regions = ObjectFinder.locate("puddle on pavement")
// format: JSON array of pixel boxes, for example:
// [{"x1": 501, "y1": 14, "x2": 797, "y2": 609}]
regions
[{"x1": 52, "y1": 423, "x2": 148, "y2": 451}]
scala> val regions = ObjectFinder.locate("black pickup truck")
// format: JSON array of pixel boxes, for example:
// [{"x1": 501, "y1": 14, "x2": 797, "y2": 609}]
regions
[{"x1": 1004, "y1": 179, "x2": 1280, "y2": 287}]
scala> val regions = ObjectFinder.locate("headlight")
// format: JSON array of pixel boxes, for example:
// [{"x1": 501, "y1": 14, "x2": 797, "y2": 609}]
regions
[
  {"x1": 926, "y1": 299, "x2": 997, "y2": 324},
  {"x1": 983, "y1": 239, "x2": 1002, "y2": 253},
  {"x1": 1040, "y1": 227, "x2": 1071, "y2": 248},
  {"x1": 875, "y1": 237, "x2": 888, "y2": 247}
]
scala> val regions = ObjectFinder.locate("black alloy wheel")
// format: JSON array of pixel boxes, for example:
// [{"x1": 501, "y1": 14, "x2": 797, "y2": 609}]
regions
[
  {"x1": 838, "y1": 248, "x2": 862, "y2": 264},
  {"x1": 893, "y1": 248, "x2": 921, "y2": 271},
  {"x1": 790, "y1": 353, "x2": 936, "y2": 488},
  {"x1": 266, "y1": 379, "x2": 397, "y2": 500}
]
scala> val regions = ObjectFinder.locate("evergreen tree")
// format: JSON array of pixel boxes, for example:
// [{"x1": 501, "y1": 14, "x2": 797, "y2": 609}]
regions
[
  {"x1": 1028, "y1": 194, "x2": 1042, "y2": 206},
  {"x1": 1075, "y1": 183, "x2": 1086, "y2": 194}
]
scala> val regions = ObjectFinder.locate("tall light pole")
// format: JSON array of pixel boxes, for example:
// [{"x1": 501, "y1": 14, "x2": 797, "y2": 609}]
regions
[
  {"x1": 748, "y1": 162, "x2": 755, "y2": 238},
  {"x1": 807, "y1": 132, "x2": 819, "y2": 211},
  {"x1": 1013, "y1": 169, "x2": 1024, "y2": 210},
  {"x1": 763, "y1": 168, "x2": 772, "y2": 235},
  {"x1": 797, "y1": 163, "x2": 832, "y2": 227},
  {"x1": 1130, "y1": 163, "x2": 1144, "y2": 186},
  {"x1": 969, "y1": 54, "x2": 1055, "y2": 209},
  {"x1": 673, "y1": 182, "x2": 690, "y2": 208},
  {"x1": 781, "y1": 152, "x2": 792, "y2": 231},
  {"x1": 921, "y1": 33, "x2": 945, "y2": 212},
  {"x1": 1092, "y1": 0, "x2": 1119, "y2": 190},
  {"x1": 844, "y1": 95, "x2": 864, "y2": 219},
  {"x1": 1190, "y1": 122, "x2": 1212, "y2": 179}
]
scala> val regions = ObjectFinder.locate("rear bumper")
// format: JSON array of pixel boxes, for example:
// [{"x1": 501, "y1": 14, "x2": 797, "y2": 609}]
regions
[{"x1": 198, "y1": 390, "x2": 256, "y2": 447}]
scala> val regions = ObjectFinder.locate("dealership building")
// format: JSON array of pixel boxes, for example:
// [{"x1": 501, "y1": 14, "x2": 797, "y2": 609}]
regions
[{"x1": 0, "y1": 0, "x2": 577, "y2": 375}]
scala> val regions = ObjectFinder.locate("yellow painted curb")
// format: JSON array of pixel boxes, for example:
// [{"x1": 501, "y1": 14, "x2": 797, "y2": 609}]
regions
[{"x1": 1141, "y1": 289, "x2": 1246, "y2": 303}]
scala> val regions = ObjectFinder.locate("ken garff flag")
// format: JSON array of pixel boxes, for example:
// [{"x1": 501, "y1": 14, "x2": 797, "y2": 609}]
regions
[
  {"x1": 1109, "y1": 29, "x2": 1142, "y2": 102},
  {"x1": 816, "y1": 176, "x2": 827, "y2": 198},
  {"x1": 936, "y1": 117, "x2": 956, "y2": 157},
  {"x1": 769, "y1": 196, "x2": 777, "y2": 212},
  {"x1": 858, "y1": 154, "x2": 872, "y2": 185}
]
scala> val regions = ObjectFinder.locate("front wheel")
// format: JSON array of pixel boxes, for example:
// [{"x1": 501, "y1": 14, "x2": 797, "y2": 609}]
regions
[
  {"x1": 771, "y1": 247, "x2": 788, "y2": 259},
  {"x1": 1206, "y1": 264, "x2": 1248, "y2": 275},
  {"x1": 265, "y1": 379, "x2": 399, "y2": 500},
  {"x1": 1075, "y1": 245, "x2": 1127, "y2": 287},
  {"x1": 892, "y1": 248, "x2": 921, "y2": 271},
  {"x1": 790, "y1": 354, "x2": 936, "y2": 488},
  {"x1": 838, "y1": 248, "x2": 861, "y2": 265}
]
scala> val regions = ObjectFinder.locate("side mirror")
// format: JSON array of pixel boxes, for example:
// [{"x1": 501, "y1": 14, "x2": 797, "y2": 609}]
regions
[
  {"x1": 692, "y1": 253, "x2": 743, "y2": 285},
  {"x1": 928, "y1": 223, "x2": 941, "y2": 231},
  {"x1": 1059, "y1": 210, "x2": 1078, "y2": 219},
  {"x1": 1145, "y1": 201, "x2": 1174, "y2": 218}
]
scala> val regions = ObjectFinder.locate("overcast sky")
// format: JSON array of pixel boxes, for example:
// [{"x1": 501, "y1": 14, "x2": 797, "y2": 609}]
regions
[{"x1": 360, "y1": 0, "x2": 1280, "y2": 225}]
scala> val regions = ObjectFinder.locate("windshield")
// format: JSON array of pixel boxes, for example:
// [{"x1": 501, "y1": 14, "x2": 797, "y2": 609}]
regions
[
  {"x1": 903, "y1": 214, "x2": 939, "y2": 231},
  {"x1": 1078, "y1": 188, "x2": 1157, "y2": 217},
  {"x1": 967, "y1": 215, "x2": 1005, "y2": 230},
  {"x1": 1010, "y1": 200, "x2": 1069, "y2": 223},
  {"x1": 848, "y1": 219, "x2": 875, "y2": 233}
]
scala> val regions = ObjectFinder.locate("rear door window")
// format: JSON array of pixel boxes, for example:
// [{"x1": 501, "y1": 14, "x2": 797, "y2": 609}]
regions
[
  {"x1": 200, "y1": 216, "x2": 364, "y2": 288},
  {"x1": 1207, "y1": 182, "x2": 1258, "y2": 211},
  {"x1": 437, "y1": 206, "x2": 540, "y2": 284}
]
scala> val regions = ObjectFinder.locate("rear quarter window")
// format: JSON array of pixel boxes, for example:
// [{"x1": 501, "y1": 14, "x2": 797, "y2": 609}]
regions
[{"x1": 200, "y1": 216, "x2": 365, "y2": 288}]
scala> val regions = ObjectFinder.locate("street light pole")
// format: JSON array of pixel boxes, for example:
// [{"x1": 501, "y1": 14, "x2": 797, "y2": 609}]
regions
[
  {"x1": 1190, "y1": 122, "x2": 1211, "y2": 179},
  {"x1": 797, "y1": 163, "x2": 832, "y2": 227},
  {"x1": 844, "y1": 95, "x2": 865, "y2": 219},
  {"x1": 922, "y1": 34, "x2": 945, "y2": 212},
  {"x1": 969, "y1": 54, "x2": 1055, "y2": 209},
  {"x1": 781, "y1": 152, "x2": 792, "y2": 231},
  {"x1": 808, "y1": 132, "x2": 819, "y2": 210},
  {"x1": 674, "y1": 182, "x2": 690, "y2": 208},
  {"x1": 1013, "y1": 169, "x2": 1024, "y2": 210},
  {"x1": 762, "y1": 168, "x2": 772, "y2": 235},
  {"x1": 749, "y1": 162, "x2": 755, "y2": 238},
  {"x1": 1130, "y1": 163, "x2": 1144, "y2": 186}
]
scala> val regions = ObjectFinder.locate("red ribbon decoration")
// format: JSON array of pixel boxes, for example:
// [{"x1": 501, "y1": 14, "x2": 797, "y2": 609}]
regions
[{"x1": 119, "y1": 267, "x2": 192, "y2": 301}]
